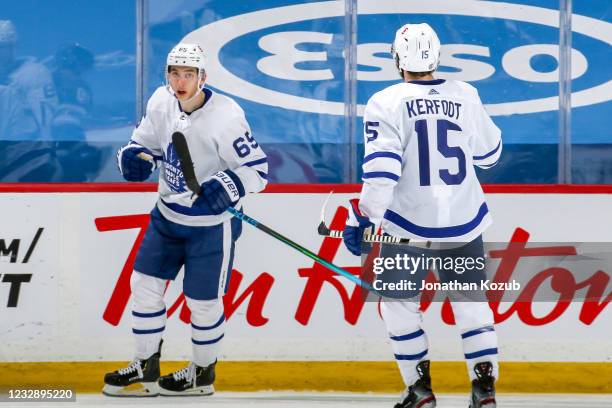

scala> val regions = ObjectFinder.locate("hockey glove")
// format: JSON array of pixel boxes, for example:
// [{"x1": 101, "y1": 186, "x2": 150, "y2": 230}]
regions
[
  {"x1": 117, "y1": 143, "x2": 156, "y2": 182},
  {"x1": 343, "y1": 198, "x2": 374, "y2": 256},
  {"x1": 195, "y1": 170, "x2": 245, "y2": 215}
]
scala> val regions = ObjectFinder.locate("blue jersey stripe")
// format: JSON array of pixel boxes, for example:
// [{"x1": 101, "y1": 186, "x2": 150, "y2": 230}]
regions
[
  {"x1": 245, "y1": 157, "x2": 268, "y2": 167},
  {"x1": 477, "y1": 160, "x2": 499, "y2": 169},
  {"x1": 465, "y1": 347, "x2": 498, "y2": 359},
  {"x1": 133, "y1": 326, "x2": 165, "y2": 335},
  {"x1": 362, "y1": 171, "x2": 400, "y2": 181},
  {"x1": 192, "y1": 334, "x2": 225, "y2": 345},
  {"x1": 257, "y1": 171, "x2": 268, "y2": 180},
  {"x1": 132, "y1": 308, "x2": 166, "y2": 318},
  {"x1": 384, "y1": 203, "x2": 489, "y2": 238},
  {"x1": 474, "y1": 141, "x2": 501, "y2": 161},
  {"x1": 192, "y1": 315, "x2": 225, "y2": 331},
  {"x1": 461, "y1": 326, "x2": 495, "y2": 339},
  {"x1": 160, "y1": 198, "x2": 216, "y2": 216},
  {"x1": 394, "y1": 349, "x2": 428, "y2": 360},
  {"x1": 390, "y1": 328, "x2": 425, "y2": 341},
  {"x1": 363, "y1": 152, "x2": 402, "y2": 164}
]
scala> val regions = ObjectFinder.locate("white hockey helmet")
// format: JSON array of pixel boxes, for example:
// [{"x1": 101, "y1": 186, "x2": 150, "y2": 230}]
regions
[
  {"x1": 166, "y1": 42, "x2": 206, "y2": 75},
  {"x1": 391, "y1": 23, "x2": 441, "y2": 73},
  {"x1": 0, "y1": 20, "x2": 17, "y2": 43}
]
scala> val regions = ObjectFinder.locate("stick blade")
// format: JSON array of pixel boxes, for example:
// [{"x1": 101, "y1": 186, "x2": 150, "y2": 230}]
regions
[{"x1": 171, "y1": 131, "x2": 201, "y2": 195}]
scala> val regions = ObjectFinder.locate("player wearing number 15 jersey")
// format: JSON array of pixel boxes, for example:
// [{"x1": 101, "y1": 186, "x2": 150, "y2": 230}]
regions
[
  {"x1": 343, "y1": 24, "x2": 501, "y2": 408},
  {"x1": 357, "y1": 36, "x2": 501, "y2": 243},
  {"x1": 103, "y1": 43, "x2": 267, "y2": 397}
]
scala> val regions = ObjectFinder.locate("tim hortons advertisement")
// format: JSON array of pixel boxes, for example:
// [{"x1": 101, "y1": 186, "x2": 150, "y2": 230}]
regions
[
  {"x1": 1, "y1": 191, "x2": 611, "y2": 362},
  {"x1": 0, "y1": 194, "x2": 59, "y2": 347}
]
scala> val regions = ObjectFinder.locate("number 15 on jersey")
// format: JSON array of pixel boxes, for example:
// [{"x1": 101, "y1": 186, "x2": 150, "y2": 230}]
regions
[
  {"x1": 366, "y1": 119, "x2": 467, "y2": 187},
  {"x1": 415, "y1": 119, "x2": 466, "y2": 186}
]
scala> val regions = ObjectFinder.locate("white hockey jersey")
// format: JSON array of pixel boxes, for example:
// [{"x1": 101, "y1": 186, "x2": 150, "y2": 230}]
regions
[
  {"x1": 131, "y1": 86, "x2": 268, "y2": 226},
  {"x1": 359, "y1": 79, "x2": 502, "y2": 242},
  {"x1": 8, "y1": 60, "x2": 58, "y2": 139}
]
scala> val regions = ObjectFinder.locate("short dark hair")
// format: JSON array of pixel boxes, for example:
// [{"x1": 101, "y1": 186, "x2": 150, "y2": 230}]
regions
[
  {"x1": 406, "y1": 70, "x2": 434, "y2": 78},
  {"x1": 167, "y1": 65, "x2": 198, "y2": 73},
  {"x1": 394, "y1": 55, "x2": 434, "y2": 79}
]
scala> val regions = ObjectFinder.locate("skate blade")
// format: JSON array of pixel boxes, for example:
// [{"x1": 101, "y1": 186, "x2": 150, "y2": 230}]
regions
[
  {"x1": 102, "y1": 381, "x2": 159, "y2": 397},
  {"x1": 159, "y1": 384, "x2": 214, "y2": 396}
]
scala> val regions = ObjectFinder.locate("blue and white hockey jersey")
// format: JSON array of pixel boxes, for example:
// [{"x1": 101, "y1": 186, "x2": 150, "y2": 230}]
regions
[
  {"x1": 359, "y1": 79, "x2": 501, "y2": 242},
  {"x1": 131, "y1": 86, "x2": 268, "y2": 226}
]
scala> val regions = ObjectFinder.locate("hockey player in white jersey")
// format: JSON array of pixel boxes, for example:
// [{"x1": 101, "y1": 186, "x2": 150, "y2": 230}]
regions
[
  {"x1": 103, "y1": 43, "x2": 267, "y2": 397},
  {"x1": 0, "y1": 20, "x2": 58, "y2": 140},
  {"x1": 343, "y1": 24, "x2": 501, "y2": 408}
]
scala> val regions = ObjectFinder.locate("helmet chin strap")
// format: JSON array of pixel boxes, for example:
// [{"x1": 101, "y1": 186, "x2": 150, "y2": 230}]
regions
[{"x1": 178, "y1": 85, "x2": 204, "y2": 106}]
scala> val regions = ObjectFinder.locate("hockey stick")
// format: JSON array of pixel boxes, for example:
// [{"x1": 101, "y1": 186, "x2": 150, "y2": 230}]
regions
[
  {"x1": 318, "y1": 192, "x2": 429, "y2": 246},
  {"x1": 170, "y1": 131, "x2": 376, "y2": 292}
]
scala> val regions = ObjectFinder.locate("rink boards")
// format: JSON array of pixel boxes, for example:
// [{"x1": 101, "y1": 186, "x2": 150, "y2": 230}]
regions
[{"x1": 0, "y1": 184, "x2": 611, "y2": 392}]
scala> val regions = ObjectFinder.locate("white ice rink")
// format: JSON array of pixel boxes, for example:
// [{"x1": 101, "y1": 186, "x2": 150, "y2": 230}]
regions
[{"x1": 3, "y1": 392, "x2": 611, "y2": 407}]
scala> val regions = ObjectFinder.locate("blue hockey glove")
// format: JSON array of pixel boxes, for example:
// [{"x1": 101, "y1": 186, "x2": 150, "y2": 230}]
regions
[
  {"x1": 117, "y1": 143, "x2": 156, "y2": 182},
  {"x1": 343, "y1": 198, "x2": 374, "y2": 256},
  {"x1": 195, "y1": 170, "x2": 245, "y2": 215}
]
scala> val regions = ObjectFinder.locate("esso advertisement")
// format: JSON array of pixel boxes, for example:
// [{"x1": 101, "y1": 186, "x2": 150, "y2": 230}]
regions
[
  {"x1": 1, "y1": 191, "x2": 611, "y2": 362},
  {"x1": 175, "y1": 0, "x2": 612, "y2": 145}
]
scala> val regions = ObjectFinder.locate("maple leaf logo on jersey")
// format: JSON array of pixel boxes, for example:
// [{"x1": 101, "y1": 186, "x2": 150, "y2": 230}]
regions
[
  {"x1": 428, "y1": 89, "x2": 440, "y2": 95},
  {"x1": 163, "y1": 142, "x2": 187, "y2": 193}
]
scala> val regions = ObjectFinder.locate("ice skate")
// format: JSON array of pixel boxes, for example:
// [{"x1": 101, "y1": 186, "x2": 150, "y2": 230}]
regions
[
  {"x1": 158, "y1": 360, "x2": 216, "y2": 396},
  {"x1": 394, "y1": 360, "x2": 436, "y2": 408},
  {"x1": 469, "y1": 361, "x2": 496, "y2": 407},
  {"x1": 102, "y1": 341, "x2": 161, "y2": 397}
]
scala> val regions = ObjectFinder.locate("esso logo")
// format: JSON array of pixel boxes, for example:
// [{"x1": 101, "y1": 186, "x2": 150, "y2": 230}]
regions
[
  {"x1": 254, "y1": 35, "x2": 586, "y2": 82},
  {"x1": 184, "y1": 1, "x2": 612, "y2": 116}
]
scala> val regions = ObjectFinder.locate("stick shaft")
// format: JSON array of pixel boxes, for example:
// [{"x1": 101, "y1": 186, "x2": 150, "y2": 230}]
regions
[{"x1": 226, "y1": 207, "x2": 374, "y2": 291}]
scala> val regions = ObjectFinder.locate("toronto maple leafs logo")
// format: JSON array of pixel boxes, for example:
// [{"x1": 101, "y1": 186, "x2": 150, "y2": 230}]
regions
[{"x1": 163, "y1": 142, "x2": 187, "y2": 193}]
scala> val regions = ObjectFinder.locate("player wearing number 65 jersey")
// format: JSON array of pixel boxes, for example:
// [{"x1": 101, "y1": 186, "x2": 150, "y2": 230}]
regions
[
  {"x1": 343, "y1": 24, "x2": 501, "y2": 408},
  {"x1": 103, "y1": 43, "x2": 267, "y2": 397}
]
